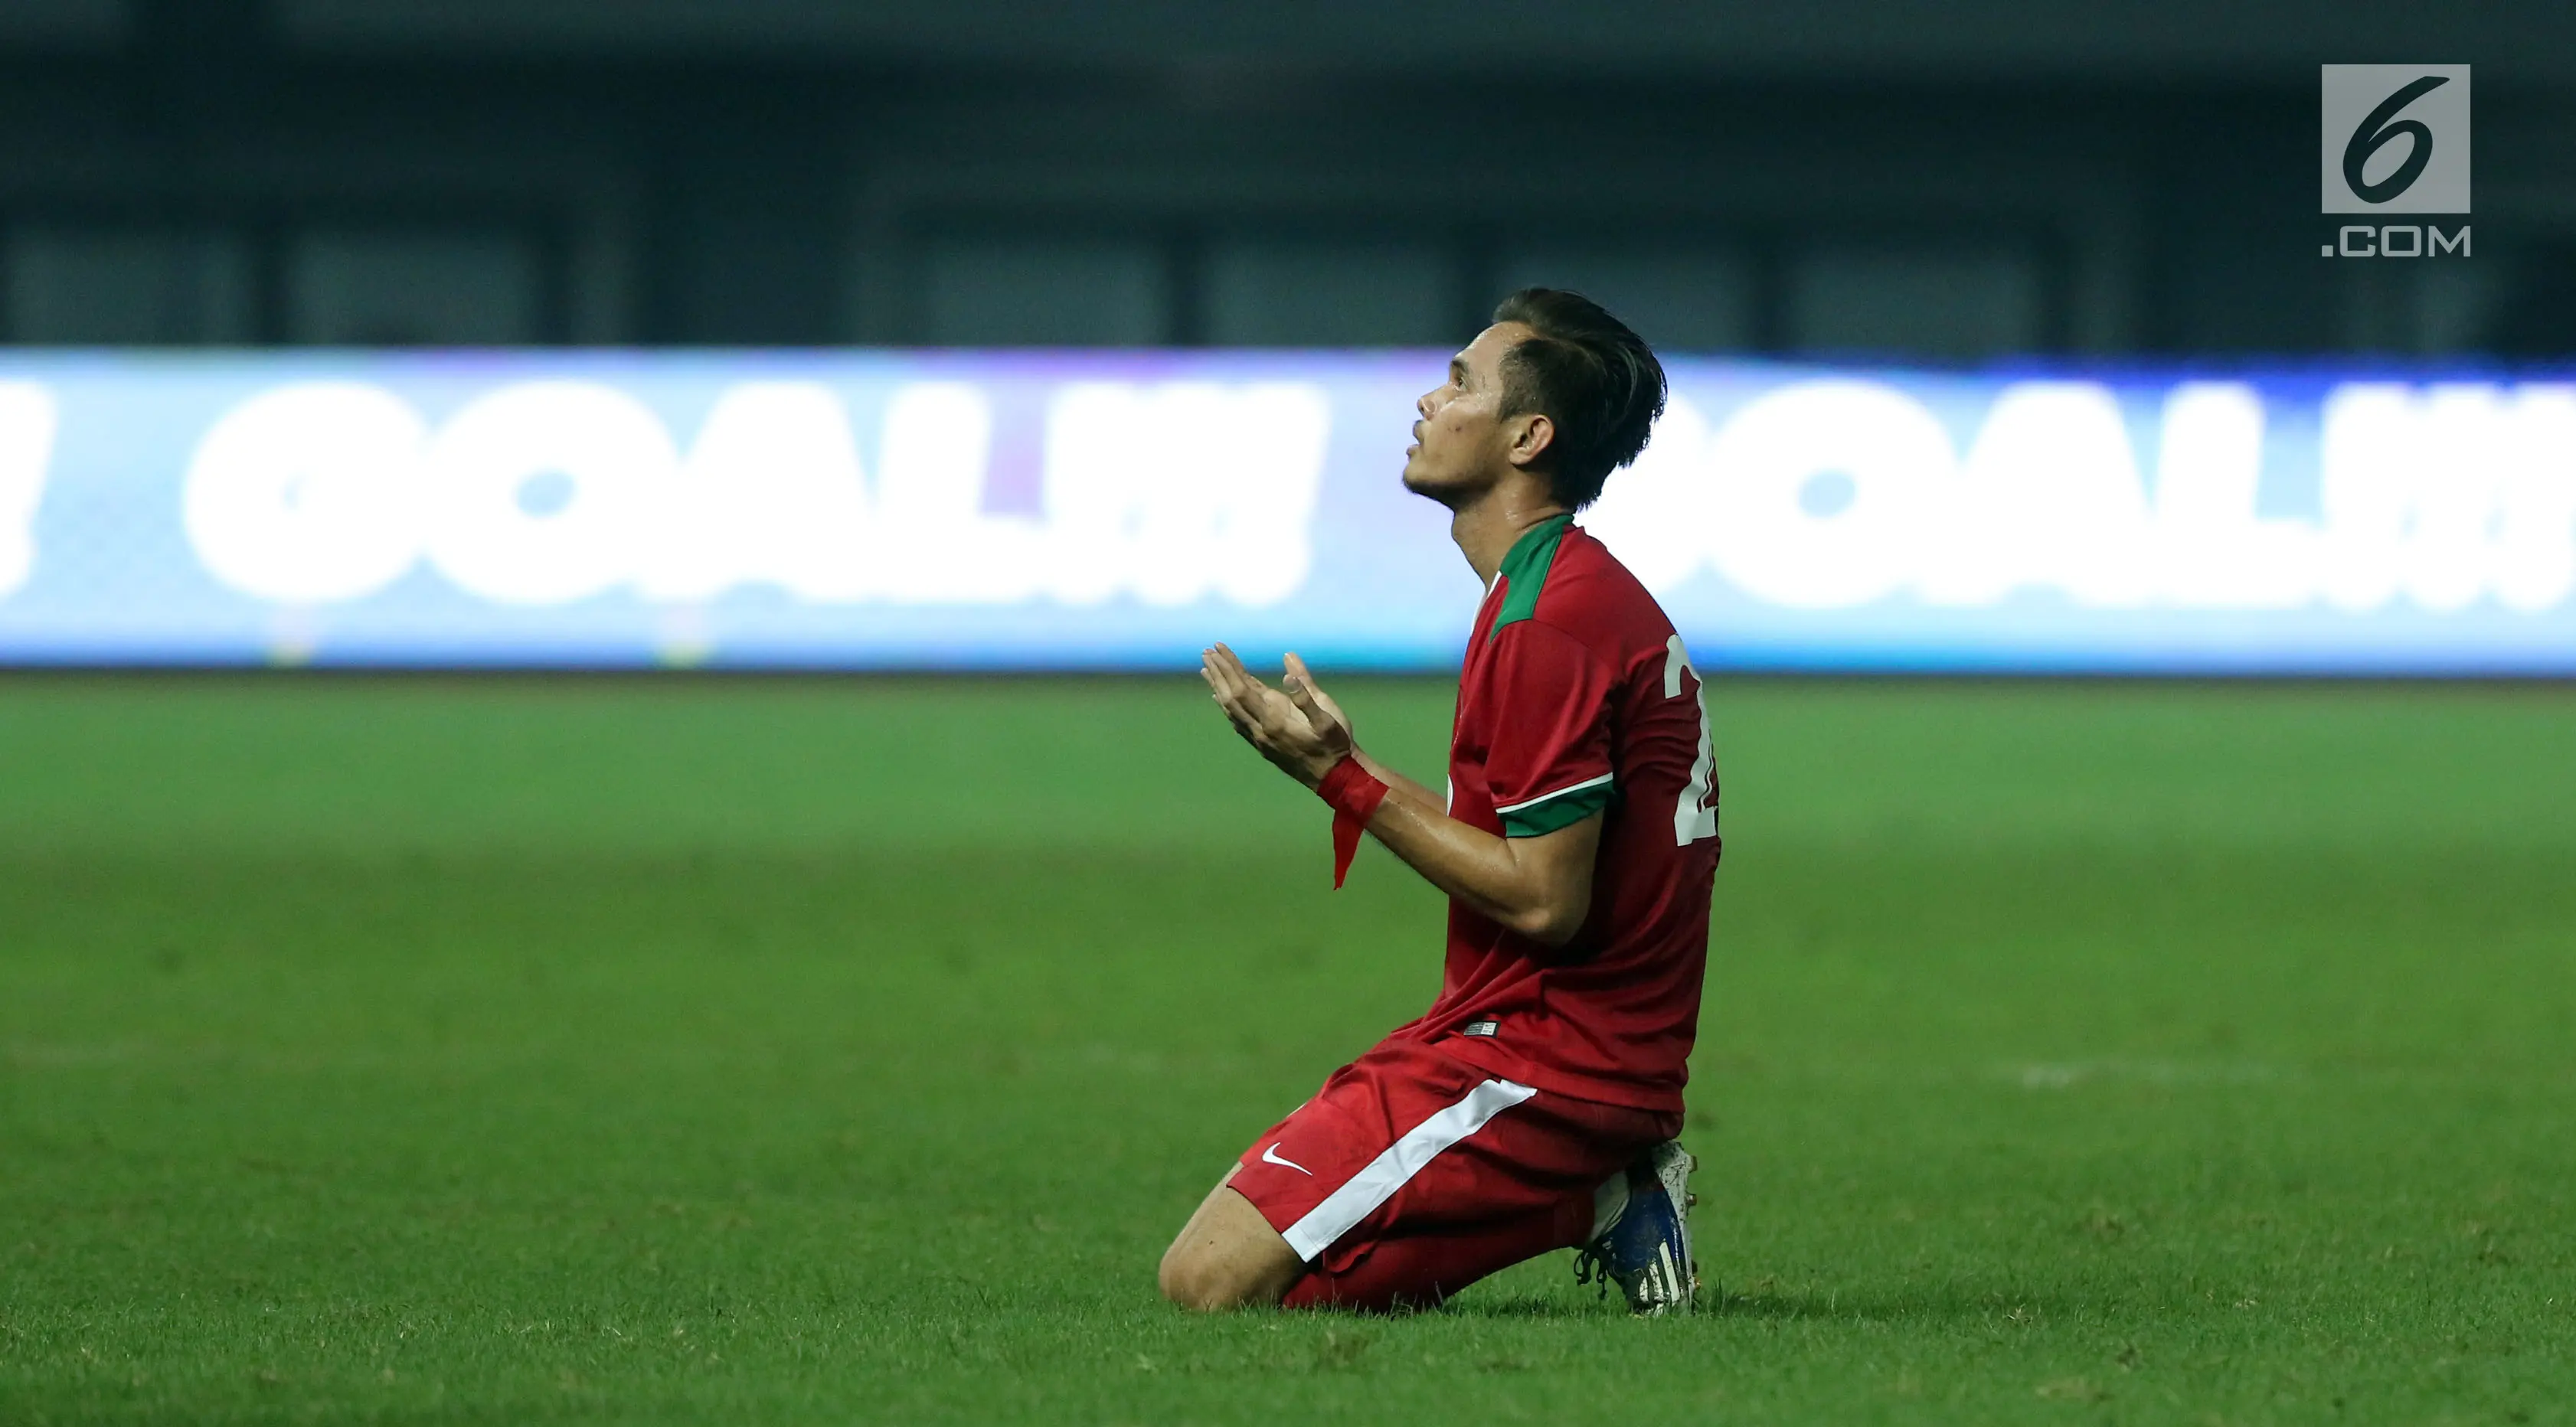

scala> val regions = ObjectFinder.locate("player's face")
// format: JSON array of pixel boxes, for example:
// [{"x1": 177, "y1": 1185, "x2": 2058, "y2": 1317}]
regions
[{"x1": 1401, "y1": 322, "x2": 1531, "y2": 506}]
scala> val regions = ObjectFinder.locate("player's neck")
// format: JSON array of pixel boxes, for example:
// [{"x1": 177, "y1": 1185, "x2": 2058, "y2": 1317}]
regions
[{"x1": 1451, "y1": 485, "x2": 1570, "y2": 588}]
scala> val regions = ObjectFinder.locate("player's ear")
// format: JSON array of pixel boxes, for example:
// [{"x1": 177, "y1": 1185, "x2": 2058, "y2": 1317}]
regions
[{"x1": 1505, "y1": 412, "x2": 1555, "y2": 470}]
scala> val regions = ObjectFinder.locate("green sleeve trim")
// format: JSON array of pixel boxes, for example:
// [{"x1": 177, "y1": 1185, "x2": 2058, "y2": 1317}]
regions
[
  {"x1": 1485, "y1": 514, "x2": 1573, "y2": 642},
  {"x1": 1499, "y1": 778, "x2": 1615, "y2": 838}
]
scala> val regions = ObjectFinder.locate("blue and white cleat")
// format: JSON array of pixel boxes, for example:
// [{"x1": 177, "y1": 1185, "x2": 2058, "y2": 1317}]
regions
[{"x1": 1574, "y1": 1141, "x2": 1699, "y2": 1315}]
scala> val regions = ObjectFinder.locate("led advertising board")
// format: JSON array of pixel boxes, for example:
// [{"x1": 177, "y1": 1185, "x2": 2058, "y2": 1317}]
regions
[{"x1": 0, "y1": 351, "x2": 2568, "y2": 672}]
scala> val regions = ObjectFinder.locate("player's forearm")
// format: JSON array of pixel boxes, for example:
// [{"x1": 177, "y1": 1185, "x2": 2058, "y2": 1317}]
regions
[
  {"x1": 1358, "y1": 793, "x2": 1585, "y2": 945},
  {"x1": 1350, "y1": 750, "x2": 1441, "y2": 810}
]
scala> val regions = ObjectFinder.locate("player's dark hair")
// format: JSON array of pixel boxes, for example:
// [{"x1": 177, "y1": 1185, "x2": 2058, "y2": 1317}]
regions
[{"x1": 1489, "y1": 288, "x2": 1668, "y2": 511}]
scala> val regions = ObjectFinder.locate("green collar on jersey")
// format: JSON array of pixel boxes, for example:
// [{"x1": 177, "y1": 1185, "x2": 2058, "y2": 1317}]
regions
[{"x1": 1486, "y1": 514, "x2": 1573, "y2": 642}]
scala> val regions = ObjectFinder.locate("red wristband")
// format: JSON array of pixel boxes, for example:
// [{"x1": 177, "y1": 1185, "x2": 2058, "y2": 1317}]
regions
[{"x1": 1315, "y1": 756, "x2": 1389, "y2": 890}]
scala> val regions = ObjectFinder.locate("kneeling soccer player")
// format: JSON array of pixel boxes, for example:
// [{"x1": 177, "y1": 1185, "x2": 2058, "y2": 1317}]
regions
[{"x1": 1165, "y1": 289, "x2": 1722, "y2": 1315}]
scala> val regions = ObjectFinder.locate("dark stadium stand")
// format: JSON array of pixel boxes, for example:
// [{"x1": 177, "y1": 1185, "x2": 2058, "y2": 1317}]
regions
[{"x1": 0, "y1": 1, "x2": 2564, "y2": 354}]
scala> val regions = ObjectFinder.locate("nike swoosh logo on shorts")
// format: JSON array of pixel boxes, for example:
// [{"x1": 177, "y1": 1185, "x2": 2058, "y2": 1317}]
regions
[{"x1": 1261, "y1": 1143, "x2": 1313, "y2": 1175}]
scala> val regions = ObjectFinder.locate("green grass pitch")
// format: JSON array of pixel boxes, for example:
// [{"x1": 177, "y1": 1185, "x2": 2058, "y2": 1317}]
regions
[{"x1": 4, "y1": 674, "x2": 2574, "y2": 1423}]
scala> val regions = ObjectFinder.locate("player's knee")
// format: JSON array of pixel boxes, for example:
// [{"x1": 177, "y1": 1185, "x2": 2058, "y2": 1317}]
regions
[
  {"x1": 1157, "y1": 1237, "x2": 1260, "y2": 1312},
  {"x1": 1156, "y1": 1240, "x2": 1230, "y2": 1311}
]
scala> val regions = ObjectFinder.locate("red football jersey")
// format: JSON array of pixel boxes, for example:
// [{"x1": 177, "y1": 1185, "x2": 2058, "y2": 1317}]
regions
[{"x1": 1388, "y1": 514, "x2": 1721, "y2": 1112}]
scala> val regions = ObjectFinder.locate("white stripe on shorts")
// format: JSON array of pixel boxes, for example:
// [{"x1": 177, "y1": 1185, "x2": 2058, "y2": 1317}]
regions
[{"x1": 1279, "y1": 1077, "x2": 1538, "y2": 1262}]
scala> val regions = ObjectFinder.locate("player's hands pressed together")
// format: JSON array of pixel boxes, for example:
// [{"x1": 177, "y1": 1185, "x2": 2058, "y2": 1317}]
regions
[
  {"x1": 1200, "y1": 645, "x2": 1354, "y2": 788},
  {"x1": 1198, "y1": 643, "x2": 1603, "y2": 949}
]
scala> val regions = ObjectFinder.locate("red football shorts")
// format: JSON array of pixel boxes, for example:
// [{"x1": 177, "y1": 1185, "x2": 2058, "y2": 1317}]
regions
[{"x1": 1228, "y1": 1036, "x2": 1681, "y2": 1311}]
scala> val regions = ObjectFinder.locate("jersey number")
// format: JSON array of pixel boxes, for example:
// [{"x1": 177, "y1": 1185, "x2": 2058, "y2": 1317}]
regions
[{"x1": 1662, "y1": 635, "x2": 1719, "y2": 847}]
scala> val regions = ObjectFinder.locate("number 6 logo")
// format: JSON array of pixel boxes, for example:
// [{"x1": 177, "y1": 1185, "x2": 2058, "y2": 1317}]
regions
[{"x1": 2342, "y1": 74, "x2": 2449, "y2": 205}]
